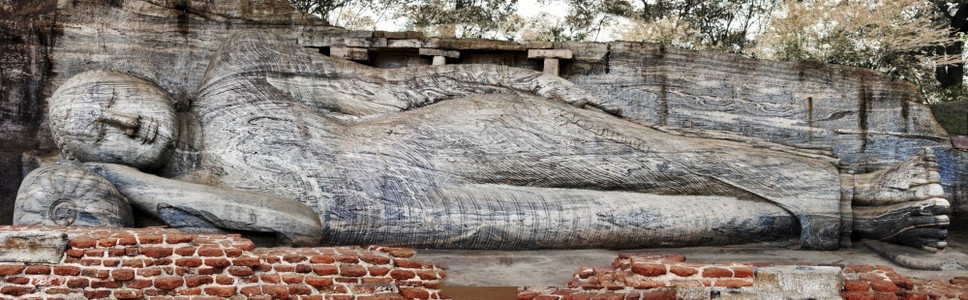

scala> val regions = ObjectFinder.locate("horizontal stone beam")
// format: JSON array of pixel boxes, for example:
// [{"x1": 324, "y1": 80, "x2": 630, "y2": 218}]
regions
[
  {"x1": 419, "y1": 48, "x2": 460, "y2": 58},
  {"x1": 528, "y1": 49, "x2": 573, "y2": 59}
]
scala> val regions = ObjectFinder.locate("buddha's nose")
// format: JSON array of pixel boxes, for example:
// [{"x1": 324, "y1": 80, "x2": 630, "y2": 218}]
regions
[{"x1": 98, "y1": 110, "x2": 141, "y2": 137}]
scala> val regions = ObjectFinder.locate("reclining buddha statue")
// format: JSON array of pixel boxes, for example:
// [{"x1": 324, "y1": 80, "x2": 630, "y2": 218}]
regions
[{"x1": 15, "y1": 31, "x2": 950, "y2": 251}]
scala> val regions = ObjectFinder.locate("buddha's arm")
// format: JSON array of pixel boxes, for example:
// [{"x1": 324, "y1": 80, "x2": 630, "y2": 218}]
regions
[{"x1": 82, "y1": 163, "x2": 323, "y2": 246}]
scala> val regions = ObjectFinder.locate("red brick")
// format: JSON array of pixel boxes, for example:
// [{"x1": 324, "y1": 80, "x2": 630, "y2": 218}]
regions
[
  {"x1": 263, "y1": 285, "x2": 290, "y2": 298},
  {"x1": 368, "y1": 266, "x2": 391, "y2": 276},
  {"x1": 0, "y1": 264, "x2": 24, "y2": 276},
  {"x1": 261, "y1": 274, "x2": 282, "y2": 284},
  {"x1": 632, "y1": 263, "x2": 667, "y2": 276},
  {"x1": 282, "y1": 274, "x2": 304, "y2": 284},
  {"x1": 341, "y1": 264, "x2": 368, "y2": 277},
  {"x1": 240, "y1": 285, "x2": 262, "y2": 296},
  {"x1": 91, "y1": 280, "x2": 123, "y2": 289},
  {"x1": 289, "y1": 284, "x2": 313, "y2": 295},
  {"x1": 336, "y1": 254, "x2": 359, "y2": 263},
  {"x1": 232, "y1": 256, "x2": 261, "y2": 266},
  {"x1": 44, "y1": 287, "x2": 72, "y2": 295},
  {"x1": 103, "y1": 249, "x2": 123, "y2": 257},
  {"x1": 114, "y1": 234, "x2": 136, "y2": 245},
  {"x1": 84, "y1": 249, "x2": 105, "y2": 257},
  {"x1": 142, "y1": 247, "x2": 173, "y2": 258},
  {"x1": 112, "y1": 268, "x2": 135, "y2": 281},
  {"x1": 701, "y1": 267, "x2": 733, "y2": 278},
  {"x1": 669, "y1": 266, "x2": 698, "y2": 277},
  {"x1": 67, "y1": 278, "x2": 89, "y2": 288},
  {"x1": 23, "y1": 265, "x2": 50, "y2": 275},
  {"x1": 310, "y1": 255, "x2": 335, "y2": 263},
  {"x1": 197, "y1": 246, "x2": 224, "y2": 257},
  {"x1": 870, "y1": 281, "x2": 898, "y2": 292},
  {"x1": 390, "y1": 269, "x2": 416, "y2": 280},
  {"x1": 70, "y1": 238, "x2": 97, "y2": 248},
  {"x1": 233, "y1": 241, "x2": 255, "y2": 251},
  {"x1": 360, "y1": 253, "x2": 392, "y2": 265},
  {"x1": 424, "y1": 281, "x2": 443, "y2": 289},
  {"x1": 139, "y1": 234, "x2": 164, "y2": 244},
  {"x1": 874, "y1": 291, "x2": 899, "y2": 300},
  {"x1": 305, "y1": 276, "x2": 333, "y2": 288},
  {"x1": 154, "y1": 276, "x2": 184, "y2": 290},
  {"x1": 714, "y1": 279, "x2": 753, "y2": 287},
  {"x1": 197, "y1": 267, "x2": 220, "y2": 275},
  {"x1": 394, "y1": 259, "x2": 425, "y2": 268},
  {"x1": 313, "y1": 264, "x2": 339, "y2": 275},
  {"x1": 97, "y1": 238, "x2": 117, "y2": 247},
  {"x1": 860, "y1": 273, "x2": 884, "y2": 281},
  {"x1": 84, "y1": 289, "x2": 112, "y2": 299},
  {"x1": 223, "y1": 248, "x2": 243, "y2": 257},
  {"x1": 261, "y1": 255, "x2": 282, "y2": 263},
  {"x1": 138, "y1": 267, "x2": 163, "y2": 277},
  {"x1": 400, "y1": 287, "x2": 431, "y2": 299},
  {"x1": 114, "y1": 289, "x2": 143, "y2": 299},
  {"x1": 184, "y1": 275, "x2": 213, "y2": 287},
  {"x1": 174, "y1": 246, "x2": 197, "y2": 256},
  {"x1": 204, "y1": 286, "x2": 237, "y2": 297},
  {"x1": 732, "y1": 267, "x2": 754, "y2": 278},
  {"x1": 205, "y1": 258, "x2": 231, "y2": 267},
  {"x1": 80, "y1": 258, "x2": 101, "y2": 266},
  {"x1": 142, "y1": 288, "x2": 168, "y2": 296},
  {"x1": 216, "y1": 275, "x2": 235, "y2": 285},
  {"x1": 274, "y1": 264, "x2": 296, "y2": 272},
  {"x1": 103, "y1": 259, "x2": 120, "y2": 267},
  {"x1": 176, "y1": 287, "x2": 202, "y2": 296},
  {"x1": 845, "y1": 280, "x2": 871, "y2": 291},
  {"x1": 66, "y1": 249, "x2": 85, "y2": 258},
  {"x1": 53, "y1": 266, "x2": 80, "y2": 276},
  {"x1": 126, "y1": 279, "x2": 153, "y2": 289},
  {"x1": 6, "y1": 276, "x2": 29, "y2": 284},
  {"x1": 124, "y1": 247, "x2": 140, "y2": 256},
  {"x1": 175, "y1": 257, "x2": 202, "y2": 267},
  {"x1": 228, "y1": 266, "x2": 254, "y2": 276},
  {"x1": 363, "y1": 277, "x2": 395, "y2": 285},
  {"x1": 165, "y1": 234, "x2": 195, "y2": 244},
  {"x1": 295, "y1": 263, "x2": 313, "y2": 273},
  {"x1": 284, "y1": 254, "x2": 308, "y2": 263},
  {"x1": 385, "y1": 247, "x2": 416, "y2": 258},
  {"x1": 628, "y1": 278, "x2": 667, "y2": 289}
]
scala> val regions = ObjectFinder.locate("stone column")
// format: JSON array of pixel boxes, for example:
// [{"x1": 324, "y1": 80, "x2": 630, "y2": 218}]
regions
[
  {"x1": 419, "y1": 48, "x2": 461, "y2": 66},
  {"x1": 528, "y1": 49, "x2": 573, "y2": 76}
]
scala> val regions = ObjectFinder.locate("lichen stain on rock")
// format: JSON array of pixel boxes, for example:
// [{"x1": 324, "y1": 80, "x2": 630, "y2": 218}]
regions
[{"x1": 858, "y1": 84, "x2": 872, "y2": 152}]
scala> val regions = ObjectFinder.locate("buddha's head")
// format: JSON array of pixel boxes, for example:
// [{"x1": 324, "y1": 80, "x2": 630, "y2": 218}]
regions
[{"x1": 49, "y1": 70, "x2": 177, "y2": 170}]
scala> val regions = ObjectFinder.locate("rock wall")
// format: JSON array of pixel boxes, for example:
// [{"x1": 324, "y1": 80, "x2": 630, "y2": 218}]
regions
[
  {"x1": 0, "y1": 0, "x2": 965, "y2": 224},
  {"x1": 0, "y1": 226, "x2": 446, "y2": 299}
]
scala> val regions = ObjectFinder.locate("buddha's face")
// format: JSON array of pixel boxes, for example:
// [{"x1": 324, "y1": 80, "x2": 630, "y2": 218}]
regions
[{"x1": 49, "y1": 70, "x2": 177, "y2": 170}]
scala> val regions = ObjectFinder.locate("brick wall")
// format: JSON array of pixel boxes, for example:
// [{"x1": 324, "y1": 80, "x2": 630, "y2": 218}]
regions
[{"x1": 0, "y1": 226, "x2": 447, "y2": 299}]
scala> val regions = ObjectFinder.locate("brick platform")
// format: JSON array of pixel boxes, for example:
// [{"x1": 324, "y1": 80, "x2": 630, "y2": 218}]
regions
[
  {"x1": 0, "y1": 226, "x2": 447, "y2": 299},
  {"x1": 519, "y1": 253, "x2": 968, "y2": 300}
]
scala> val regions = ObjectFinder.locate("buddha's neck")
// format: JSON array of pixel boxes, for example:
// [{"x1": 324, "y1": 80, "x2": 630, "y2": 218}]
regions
[{"x1": 158, "y1": 112, "x2": 202, "y2": 179}]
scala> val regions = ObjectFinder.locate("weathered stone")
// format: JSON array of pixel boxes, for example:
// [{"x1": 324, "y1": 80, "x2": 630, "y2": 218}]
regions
[
  {"x1": 330, "y1": 46, "x2": 369, "y2": 61},
  {"x1": 418, "y1": 48, "x2": 460, "y2": 58},
  {"x1": 0, "y1": 230, "x2": 67, "y2": 263}
]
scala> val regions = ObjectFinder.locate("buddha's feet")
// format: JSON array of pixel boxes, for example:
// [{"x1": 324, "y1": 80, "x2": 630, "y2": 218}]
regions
[{"x1": 852, "y1": 149, "x2": 950, "y2": 251}]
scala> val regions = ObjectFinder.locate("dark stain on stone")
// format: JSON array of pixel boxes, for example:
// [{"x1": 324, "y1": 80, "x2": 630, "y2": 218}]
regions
[
  {"x1": 858, "y1": 85, "x2": 872, "y2": 152},
  {"x1": 174, "y1": 0, "x2": 190, "y2": 35},
  {"x1": 901, "y1": 100, "x2": 910, "y2": 133},
  {"x1": 654, "y1": 44, "x2": 668, "y2": 126},
  {"x1": 807, "y1": 97, "x2": 814, "y2": 141},
  {"x1": 107, "y1": 0, "x2": 123, "y2": 8},
  {"x1": 604, "y1": 43, "x2": 610, "y2": 74}
]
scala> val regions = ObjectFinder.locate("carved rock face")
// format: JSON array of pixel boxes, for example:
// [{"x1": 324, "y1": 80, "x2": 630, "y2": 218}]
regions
[{"x1": 47, "y1": 70, "x2": 177, "y2": 170}]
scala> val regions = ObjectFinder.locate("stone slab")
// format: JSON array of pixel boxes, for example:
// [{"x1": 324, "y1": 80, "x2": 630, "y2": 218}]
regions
[
  {"x1": 330, "y1": 46, "x2": 369, "y2": 61},
  {"x1": 952, "y1": 136, "x2": 968, "y2": 150},
  {"x1": 0, "y1": 230, "x2": 68, "y2": 263}
]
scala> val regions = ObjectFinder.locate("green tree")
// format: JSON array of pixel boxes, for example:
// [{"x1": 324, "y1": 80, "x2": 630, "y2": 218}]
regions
[{"x1": 400, "y1": 0, "x2": 521, "y2": 39}]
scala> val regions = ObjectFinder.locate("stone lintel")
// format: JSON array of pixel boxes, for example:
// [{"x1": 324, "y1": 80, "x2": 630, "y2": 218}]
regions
[
  {"x1": 0, "y1": 230, "x2": 68, "y2": 264},
  {"x1": 419, "y1": 48, "x2": 460, "y2": 58},
  {"x1": 330, "y1": 47, "x2": 369, "y2": 61},
  {"x1": 528, "y1": 49, "x2": 573, "y2": 59},
  {"x1": 387, "y1": 39, "x2": 423, "y2": 48},
  {"x1": 374, "y1": 31, "x2": 425, "y2": 39}
]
